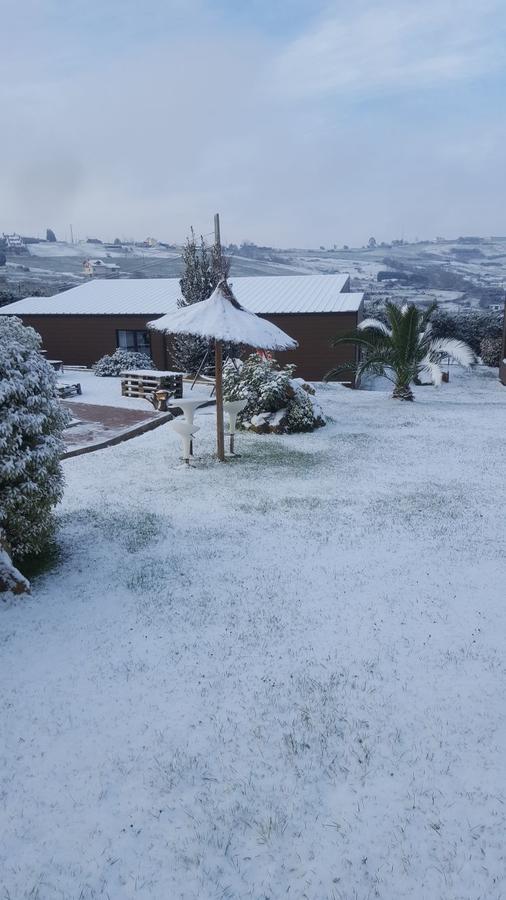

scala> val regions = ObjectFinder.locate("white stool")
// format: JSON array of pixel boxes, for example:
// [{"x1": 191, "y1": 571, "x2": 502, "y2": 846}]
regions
[
  {"x1": 223, "y1": 399, "x2": 247, "y2": 455},
  {"x1": 168, "y1": 419, "x2": 200, "y2": 466},
  {"x1": 168, "y1": 398, "x2": 208, "y2": 457}
]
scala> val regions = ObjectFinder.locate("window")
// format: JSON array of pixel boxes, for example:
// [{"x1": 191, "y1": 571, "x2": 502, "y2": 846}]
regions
[{"x1": 116, "y1": 329, "x2": 151, "y2": 356}]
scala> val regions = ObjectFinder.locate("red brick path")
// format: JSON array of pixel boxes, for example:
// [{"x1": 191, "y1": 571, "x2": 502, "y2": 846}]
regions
[{"x1": 62, "y1": 402, "x2": 159, "y2": 449}]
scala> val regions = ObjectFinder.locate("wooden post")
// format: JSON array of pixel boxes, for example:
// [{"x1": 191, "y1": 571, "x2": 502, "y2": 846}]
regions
[
  {"x1": 213, "y1": 213, "x2": 226, "y2": 461},
  {"x1": 215, "y1": 339, "x2": 225, "y2": 461}
]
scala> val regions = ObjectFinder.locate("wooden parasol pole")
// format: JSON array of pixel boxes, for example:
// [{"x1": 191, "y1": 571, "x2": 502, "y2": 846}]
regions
[{"x1": 214, "y1": 338, "x2": 225, "y2": 461}]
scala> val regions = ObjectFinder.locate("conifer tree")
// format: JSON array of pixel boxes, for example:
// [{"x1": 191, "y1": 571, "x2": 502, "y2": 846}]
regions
[
  {"x1": 172, "y1": 230, "x2": 230, "y2": 373},
  {"x1": 0, "y1": 316, "x2": 68, "y2": 573}
]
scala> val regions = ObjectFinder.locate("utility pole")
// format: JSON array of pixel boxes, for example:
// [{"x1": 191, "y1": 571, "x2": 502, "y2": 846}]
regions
[
  {"x1": 214, "y1": 212, "x2": 225, "y2": 278},
  {"x1": 213, "y1": 212, "x2": 225, "y2": 461}
]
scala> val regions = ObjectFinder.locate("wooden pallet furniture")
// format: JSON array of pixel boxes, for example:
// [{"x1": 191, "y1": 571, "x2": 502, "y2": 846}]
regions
[
  {"x1": 57, "y1": 382, "x2": 82, "y2": 398},
  {"x1": 47, "y1": 359, "x2": 64, "y2": 373},
  {"x1": 120, "y1": 369, "x2": 184, "y2": 400}
]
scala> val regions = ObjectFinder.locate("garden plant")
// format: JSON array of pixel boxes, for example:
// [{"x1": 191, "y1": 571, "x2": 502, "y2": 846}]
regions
[{"x1": 327, "y1": 301, "x2": 475, "y2": 401}]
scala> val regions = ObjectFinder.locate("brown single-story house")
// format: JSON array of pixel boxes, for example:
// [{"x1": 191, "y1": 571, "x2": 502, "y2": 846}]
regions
[
  {"x1": 500, "y1": 301, "x2": 506, "y2": 386},
  {"x1": 0, "y1": 274, "x2": 364, "y2": 382}
]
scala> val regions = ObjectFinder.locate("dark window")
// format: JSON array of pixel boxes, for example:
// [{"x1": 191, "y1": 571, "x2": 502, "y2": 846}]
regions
[{"x1": 116, "y1": 329, "x2": 151, "y2": 356}]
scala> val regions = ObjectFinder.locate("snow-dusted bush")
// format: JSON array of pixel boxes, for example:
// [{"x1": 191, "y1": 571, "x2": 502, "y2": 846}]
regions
[
  {"x1": 223, "y1": 353, "x2": 325, "y2": 434},
  {"x1": 432, "y1": 309, "x2": 503, "y2": 355},
  {"x1": 94, "y1": 349, "x2": 154, "y2": 376},
  {"x1": 365, "y1": 302, "x2": 503, "y2": 357},
  {"x1": 480, "y1": 336, "x2": 502, "y2": 368},
  {"x1": 0, "y1": 316, "x2": 69, "y2": 565}
]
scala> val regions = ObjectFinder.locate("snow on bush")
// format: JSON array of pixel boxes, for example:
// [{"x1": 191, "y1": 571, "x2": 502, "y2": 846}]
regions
[
  {"x1": 431, "y1": 308, "x2": 503, "y2": 355},
  {"x1": 0, "y1": 316, "x2": 69, "y2": 569},
  {"x1": 94, "y1": 349, "x2": 154, "y2": 376},
  {"x1": 480, "y1": 336, "x2": 502, "y2": 368},
  {"x1": 223, "y1": 353, "x2": 325, "y2": 434},
  {"x1": 0, "y1": 543, "x2": 30, "y2": 595},
  {"x1": 365, "y1": 301, "x2": 503, "y2": 357}
]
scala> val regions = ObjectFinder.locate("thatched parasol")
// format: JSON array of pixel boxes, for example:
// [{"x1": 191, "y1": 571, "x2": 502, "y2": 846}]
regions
[{"x1": 149, "y1": 279, "x2": 297, "y2": 461}]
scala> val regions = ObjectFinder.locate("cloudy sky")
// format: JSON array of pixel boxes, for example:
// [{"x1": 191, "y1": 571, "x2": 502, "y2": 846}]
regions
[{"x1": 1, "y1": 0, "x2": 505, "y2": 247}]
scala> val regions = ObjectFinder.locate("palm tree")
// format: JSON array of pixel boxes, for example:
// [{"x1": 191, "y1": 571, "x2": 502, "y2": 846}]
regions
[{"x1": 326, "y1": 301, "x2": 475, "y2": 401}]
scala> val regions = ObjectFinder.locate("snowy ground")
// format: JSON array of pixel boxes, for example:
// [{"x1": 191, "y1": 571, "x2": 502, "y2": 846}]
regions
[
  {"x1": 1, "y1": 368, "x2": 506, "y2": 899},
  {"x1": 59, "y1": 371, "x2": 215, "y2": 451},
  {"x1": 60, "y1": 369, "x2": 214, "y2": 411}
]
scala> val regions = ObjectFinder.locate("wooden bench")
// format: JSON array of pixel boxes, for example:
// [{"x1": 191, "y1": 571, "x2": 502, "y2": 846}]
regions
[
  {"x1": 58, "y1": 382, "x2": 82, "y2": 399},
  {"x1": 120, "y1": 369, "x2": 184, "y2": 400}
]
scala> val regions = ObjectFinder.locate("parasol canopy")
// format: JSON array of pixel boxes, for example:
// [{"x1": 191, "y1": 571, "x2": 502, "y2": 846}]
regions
[
  {"x1": 148, "y1": 279, "x2": 298, "y2": 461},
  {"x1": 149, "y1": 279, "x2": 298, "y2": 351}
]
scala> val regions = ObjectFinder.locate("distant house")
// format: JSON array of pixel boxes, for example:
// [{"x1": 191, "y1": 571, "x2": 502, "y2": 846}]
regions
[
  {"x1": 0, "y1": 274, "x2": 364, "y2": 382},
  {"x1": 2, "y1": 233, "x2": 27, "y2": 253},
  {"x1": 377, "y1": 270, "x2": 429, "y2": 287},
  {"x1": 83, "y1": 259, "x2": 120, "y2": 278}
]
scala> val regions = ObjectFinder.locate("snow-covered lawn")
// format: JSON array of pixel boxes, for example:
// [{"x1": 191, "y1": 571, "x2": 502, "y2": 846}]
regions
[
  {"x1": 60, "y1": 369, "x2": 213, "y2": 412},
  {"x1": 2, "y1": 368, "x2": 506, "y2": 899}
]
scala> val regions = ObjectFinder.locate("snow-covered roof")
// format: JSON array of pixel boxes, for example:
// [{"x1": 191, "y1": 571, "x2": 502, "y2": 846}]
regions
[
  {"x1": 150, "y1": 281, "x2": 298, "y2": 350},
  {"x1": 0, "y1": 274, "x2": 362, "y2": 317},
  {"x1": 87, "y1": 259, "x2": 120, "y2": 268}
]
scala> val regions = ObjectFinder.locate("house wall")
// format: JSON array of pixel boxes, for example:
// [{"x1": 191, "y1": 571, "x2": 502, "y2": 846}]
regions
[
  {"x1": 14, "y1": 306, "x2": 363, "y2": 382},
  {"x1": 254, "y1": 309, "x2": 362, "y2": 381},
  {"x1": 17, "y1": 315, "x2": 168, "y2": 370}
]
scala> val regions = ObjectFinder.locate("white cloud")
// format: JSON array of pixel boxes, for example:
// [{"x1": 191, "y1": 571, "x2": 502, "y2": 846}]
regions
[
  {"x1": 0, "y1": 0, "x2": 505, "y2": 246},
  {"x1": 272, "y1": 0, "x2": 506, "y2": 99}
]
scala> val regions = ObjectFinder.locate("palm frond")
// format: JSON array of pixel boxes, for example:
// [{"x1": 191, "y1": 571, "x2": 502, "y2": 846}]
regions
[
  {"x1": 324, "y1": 361, "x2": 358, "y2": 381},
  {"x1": 429, "y1": 338, "x2": 475, "y2": 367},
  {"x1": 357, "y1": 318, "x2": 391, "y2": 336},
  {"x1": 386, "y1": 301, "x2": 409, "y2": 350},
  {"x1": 418, "y1": 356, "x2": 444, "y2": 386},
  {"x1": 420, "y1": 301, "x2": 438, "y2": 330},
  {"x1": 402, "y1": 306, "x2": 421, "y2": 364},
  {"x1": 332, "y1": 332, "x2": 390, "y2": 351},
  {"x1": 355, "y1": 356, "x2": 395, "y2": 383}
]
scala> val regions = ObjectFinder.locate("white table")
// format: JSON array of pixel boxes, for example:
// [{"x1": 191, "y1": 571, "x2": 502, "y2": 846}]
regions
[{"x1": 168, "y1": 398, "x2": 209, "y2": 426}]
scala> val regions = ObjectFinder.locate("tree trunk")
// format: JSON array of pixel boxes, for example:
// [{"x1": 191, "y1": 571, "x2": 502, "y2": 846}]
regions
[{"x1": 392, "y1": 382, "x2": 414, "y2": 401}]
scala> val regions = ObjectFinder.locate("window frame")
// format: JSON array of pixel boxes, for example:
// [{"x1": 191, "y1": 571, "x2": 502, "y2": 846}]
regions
[{"x1": 115, "y1": 328, "x2": 152, "y2": 357}]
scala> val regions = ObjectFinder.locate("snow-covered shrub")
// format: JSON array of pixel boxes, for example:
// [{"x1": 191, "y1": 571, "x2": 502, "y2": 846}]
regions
[
  {"x1": 0, "y1": 316, "x2": 69, "y2": 565},
  {"x1": 480, "y1": 336, "x2": 502, "y2": 368},
  {"x1": 366, "y1": 302, "x2": 503, "y2": 357},
  {"x1": 431, "y1": 309, "x2": 503, "y2": 355},
  {"x1": 94, "y1": 349, "x2": 154, "y2": 376},
  {"x1": 223, "y1": 353, "x2": 325, "y2": 434}
]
